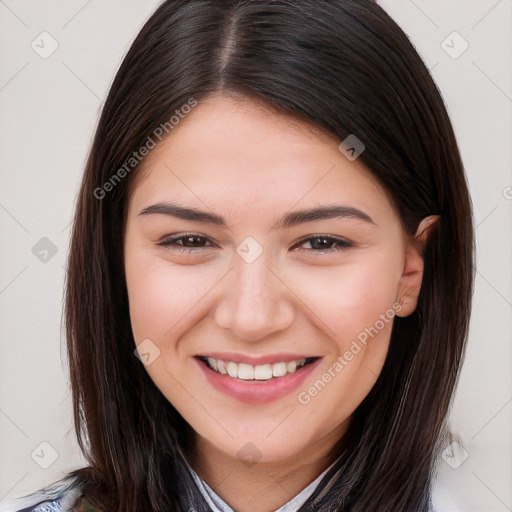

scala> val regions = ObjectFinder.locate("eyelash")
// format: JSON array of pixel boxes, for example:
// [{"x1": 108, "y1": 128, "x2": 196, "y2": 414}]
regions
[{"x1": 157, "y1": 233, "x2": 353, "y2": 255}]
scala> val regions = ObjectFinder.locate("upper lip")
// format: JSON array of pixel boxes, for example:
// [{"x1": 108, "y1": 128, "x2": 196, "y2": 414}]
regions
[{"x1": 196, "y1": 353, "x2": 320, "y2": 365}]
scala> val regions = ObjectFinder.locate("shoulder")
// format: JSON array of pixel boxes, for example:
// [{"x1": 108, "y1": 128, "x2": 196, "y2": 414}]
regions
[{"x1": 0, "y1": 477, "x2": 82, "y2": 512}]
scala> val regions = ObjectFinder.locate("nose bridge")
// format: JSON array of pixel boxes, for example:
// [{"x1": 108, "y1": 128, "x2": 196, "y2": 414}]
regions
[
  {"x1": 213, "y1": 249, "x2": 294, "y2": 341},
  {"x1": 234, "y1": 255, "x2": 273, "y2": 308}
]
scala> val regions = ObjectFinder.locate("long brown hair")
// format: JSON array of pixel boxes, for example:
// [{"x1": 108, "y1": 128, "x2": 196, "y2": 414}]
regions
[{"x1": 64, "y1": 1, "x2": 475, "y2": 510}]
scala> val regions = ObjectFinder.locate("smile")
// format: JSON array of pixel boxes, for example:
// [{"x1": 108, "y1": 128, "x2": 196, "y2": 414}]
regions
[
  {"x1": 198, "y1": 356, "x2": 317, "y2": 381},
  {"x1": 195, "y1": 355, "x2": 322, "y2": 404}
]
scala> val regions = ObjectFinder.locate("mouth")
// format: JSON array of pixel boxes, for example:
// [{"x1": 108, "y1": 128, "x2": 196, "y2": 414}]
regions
[{"x1": 196, "y1": 355, "x2": 320, "y2": 382}]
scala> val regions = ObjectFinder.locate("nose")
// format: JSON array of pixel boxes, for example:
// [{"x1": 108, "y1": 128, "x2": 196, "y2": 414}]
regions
[{"x1": 213, "y1": 253, "x2": 295, "y2": 342}]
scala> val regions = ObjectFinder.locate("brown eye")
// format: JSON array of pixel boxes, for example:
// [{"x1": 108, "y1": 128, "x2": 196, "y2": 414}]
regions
[
  {"x1": 158, "y1": 234, "x2": 216, "y2": 251},
  {"x1": 294, "y1": 236, "x2": 353, "y2": 253}
]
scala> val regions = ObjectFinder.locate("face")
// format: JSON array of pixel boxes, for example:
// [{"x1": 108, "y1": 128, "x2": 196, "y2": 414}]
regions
[{"x1": 124, "y1": 93, "x2": 425, "y2": 465}]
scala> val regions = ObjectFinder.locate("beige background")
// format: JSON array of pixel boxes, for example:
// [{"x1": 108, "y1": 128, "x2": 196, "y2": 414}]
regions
[{"x1": 0, "y1": 1, "x2": 511, "y2": 510}]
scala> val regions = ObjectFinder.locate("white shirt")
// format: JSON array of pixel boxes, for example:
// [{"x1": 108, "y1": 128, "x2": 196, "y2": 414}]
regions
[{"x1": 185, "y1": 460, "x2": 337, "y2": 512}]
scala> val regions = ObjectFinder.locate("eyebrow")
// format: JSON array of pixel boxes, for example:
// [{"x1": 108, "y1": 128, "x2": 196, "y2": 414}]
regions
[{"x1": 138, "y1": 202, "x2": 376, "y2": 229}]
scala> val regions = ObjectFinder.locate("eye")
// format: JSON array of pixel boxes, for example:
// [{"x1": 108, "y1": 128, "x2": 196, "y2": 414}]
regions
[
  {"x1": 293, "y1": 235, "x2": 353, "y2": 254},
  {"x1": 157, "y1": 233, "x2": 217, "y2": 252},
  {"x1": 157, "y1": 233, "x2": 353, "y2": 255}
]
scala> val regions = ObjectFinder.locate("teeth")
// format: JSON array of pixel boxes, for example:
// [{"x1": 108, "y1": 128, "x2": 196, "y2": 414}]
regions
[
  {"x1": 227, "y1": 361, "x2": 238, "y2": 378},
  {"x1": 203, "y1": 357, "x2": 311, "y2": 381},
  {"x1": 272, "y1": 362, "x2": 287, "y2": 377},
  {"x1": 238, "y1": 363, "x2": 254, "y2": 380},
  {"x1": 217, "y1": 360, "x2": 227, "y2": 375},
  {"x1": 254, "y1": 364, "x2": 273, "y2": 380}
]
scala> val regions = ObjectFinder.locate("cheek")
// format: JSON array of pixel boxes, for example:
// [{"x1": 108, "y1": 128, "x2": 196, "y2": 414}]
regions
[
  {"x1": 125, "y1": 252, "x2": 211, "y2": 344},
  {"x1": 287, "y1": 255, "x2": 402, "y2": 349},
  {"x1": 289, "y1": 263, "x2": 401, "y2": 427}
]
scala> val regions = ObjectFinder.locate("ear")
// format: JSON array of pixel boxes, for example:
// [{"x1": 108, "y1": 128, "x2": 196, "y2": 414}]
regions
[{"x1": 396, "y1": 215, "x2": 440, "y2": 318}]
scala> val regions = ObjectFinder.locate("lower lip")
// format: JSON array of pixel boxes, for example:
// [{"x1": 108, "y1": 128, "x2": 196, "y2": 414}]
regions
[{"x1": 195, "y1": 358, "x2": 322, "y2": 404}]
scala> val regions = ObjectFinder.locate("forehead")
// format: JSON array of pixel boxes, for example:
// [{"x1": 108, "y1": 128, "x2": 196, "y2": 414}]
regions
[{"x1": 127, "y1": 93, "x2": 393, "y2": 222}]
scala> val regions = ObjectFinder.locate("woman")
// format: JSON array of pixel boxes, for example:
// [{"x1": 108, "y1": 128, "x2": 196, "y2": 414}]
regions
[{"x1": 3, "y1": 0, "x2": 474, "y2": 511}]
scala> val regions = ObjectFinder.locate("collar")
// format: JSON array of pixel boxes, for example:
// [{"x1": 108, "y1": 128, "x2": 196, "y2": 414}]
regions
[{"x1": 184, "y1": 457, "x2": 340, "y2": 512}]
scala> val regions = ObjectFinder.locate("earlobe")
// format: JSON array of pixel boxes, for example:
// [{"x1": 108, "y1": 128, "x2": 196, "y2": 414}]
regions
[{"x1": 395, "y1": 215, "x2": 440, "y2": 318}]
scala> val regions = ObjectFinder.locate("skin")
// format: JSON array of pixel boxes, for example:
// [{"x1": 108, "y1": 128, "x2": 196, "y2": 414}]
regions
[{"x1": 124, "y1": 92, "x2": 435, "y2": 512}]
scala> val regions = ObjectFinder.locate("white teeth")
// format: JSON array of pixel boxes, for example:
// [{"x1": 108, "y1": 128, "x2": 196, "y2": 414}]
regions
[
  {"x1": 203, "y1": 357, "x2": 312, "y2": 381},
  {"x1": 217, "y1": 360, "x2": 227, "y2": 375},
  {"x1": 286, "y1": 360, "x2": 297, "y2": 373},
  {"x1": 272, "y1": 362, "x2": 287, "y2": 377},
  {"x1": 227, "y1": 361, "x2": 238, "y2": 378},
  {"x1": 238, "y1": 363, "x2": 255, "y2": 380},
  {"x1": 254, "y1": 364, "x2": 273, "y2": 380}
]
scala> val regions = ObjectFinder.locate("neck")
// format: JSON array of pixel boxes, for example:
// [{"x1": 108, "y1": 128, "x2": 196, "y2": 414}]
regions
[{"x1": 185, "y1": 422, "x2": 349, "y2": 512}]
